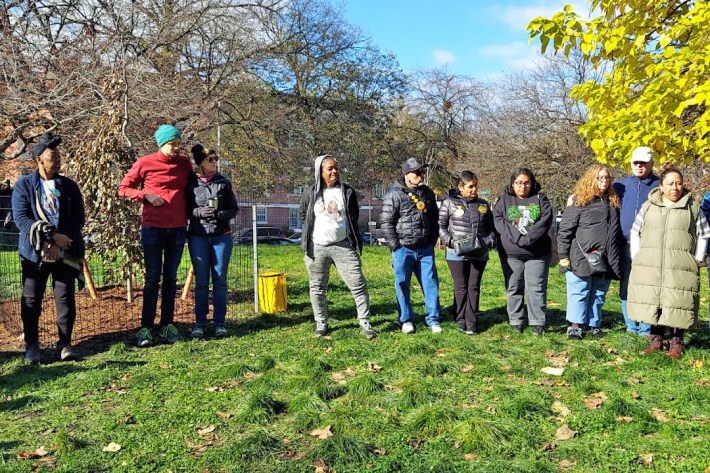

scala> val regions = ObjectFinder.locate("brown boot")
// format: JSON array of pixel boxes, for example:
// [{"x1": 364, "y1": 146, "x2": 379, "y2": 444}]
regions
[
  {"x1": 667, "y1": 337, "x2": 683, "y2": 359},
  {"x1": 641, "y1": 335, "x2": 663, "y2": 355}
]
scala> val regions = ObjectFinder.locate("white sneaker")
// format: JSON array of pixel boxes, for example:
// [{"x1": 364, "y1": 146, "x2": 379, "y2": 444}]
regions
[
  {"x1": 430, "y1": 324, "x2": 443, "y2": 334},
  {"x1": 401, "y1": 322, "x2": 415, "y2": 334}
]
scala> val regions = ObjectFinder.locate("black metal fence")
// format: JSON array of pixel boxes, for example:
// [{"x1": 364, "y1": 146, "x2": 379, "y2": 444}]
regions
[{"x1": 0, "y1": 192, "x2": 257, "y2": 348}]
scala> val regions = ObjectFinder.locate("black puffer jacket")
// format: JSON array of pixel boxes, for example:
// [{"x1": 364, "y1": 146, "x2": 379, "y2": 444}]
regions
[
  {"x1": 380, "y1": 177, "x2": 438, "y2": 250},
  {"x1": 187, "y1": 173, "x2": 239, "y2": 236},
  {"x1": 557, "y1": 195, "x2": 622, "y2": 279},
  {"x1": 438, "y1": 192, "x2": 495, "y2": 259}
]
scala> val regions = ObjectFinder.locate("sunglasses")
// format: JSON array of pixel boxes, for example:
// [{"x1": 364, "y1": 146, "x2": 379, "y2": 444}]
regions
[{"x1": 206, "y1": 156, "x2": 219, "y2": 163}]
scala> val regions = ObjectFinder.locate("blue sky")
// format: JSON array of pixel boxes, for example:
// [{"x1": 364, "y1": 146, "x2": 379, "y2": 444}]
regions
[{"x1": 342, "y1": 0, "x2": 590, "y2": 79}]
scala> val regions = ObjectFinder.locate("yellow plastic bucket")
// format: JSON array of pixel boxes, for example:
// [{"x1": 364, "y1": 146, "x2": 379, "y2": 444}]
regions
[{"x1": 258, "y1": 271, "x2": 287, "y2": 313}]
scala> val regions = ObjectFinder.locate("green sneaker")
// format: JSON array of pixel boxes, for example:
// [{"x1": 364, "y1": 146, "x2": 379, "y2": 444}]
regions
[
  {"x1": 136, "y1": 328, "x2": 153, "y2": 348},
  {"x1": 158, "y1": 324, "x2": 182, "y2": 344},
  {"x1": 215, "y1": 325, "x2": 228, "y2": 338}
]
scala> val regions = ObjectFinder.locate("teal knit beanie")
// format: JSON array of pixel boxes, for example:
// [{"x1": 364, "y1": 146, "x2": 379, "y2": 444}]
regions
[{"x1": 154, "y1": 124, "x2": 182, "y2": 147}]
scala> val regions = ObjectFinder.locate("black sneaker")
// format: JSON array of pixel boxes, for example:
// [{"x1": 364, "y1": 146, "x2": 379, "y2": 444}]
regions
[
  {"x1": 567, "y1": 327, "x2": 583, "y2": 340},
  {"x1": 24, "y1": 344, "x2": 40, "y2": 364},
  {"x1": 511, "y1": 324, "x2": 524, "y2": 334},
  {"x1": 532, "y1": 326, "x2": 545, "y2": 336},
  {"x1": 589, "y1": 328, "x2": 606, "y2": 338}
]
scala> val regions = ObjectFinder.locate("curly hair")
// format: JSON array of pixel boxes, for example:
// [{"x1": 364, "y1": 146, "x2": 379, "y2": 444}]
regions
[{"x1": 571, "y1": 164, "x2": 620, "y2": 208}]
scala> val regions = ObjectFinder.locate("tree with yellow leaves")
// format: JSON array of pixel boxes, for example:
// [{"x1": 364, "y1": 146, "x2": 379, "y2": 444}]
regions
[{"x1": 527, "y1": 1, "x2": 710, "y2": 166}]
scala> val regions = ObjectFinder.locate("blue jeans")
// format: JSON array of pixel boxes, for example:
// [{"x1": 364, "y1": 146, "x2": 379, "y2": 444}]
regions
[
  {"x1": 565, "y1": 271, "x2": 611, "y2": 328},
  {"x1": 188, "y1": 234, "x2": 233, "y2": 326},
  {"x1": 141, "y1": 226, "x2": 187, "y2": 329},
  {"x1": 392, "y1": 244, "x2": 441, "y2": 326},
  {"x1": 620, "y1": 243, "x2": 651, "y2": 335}
]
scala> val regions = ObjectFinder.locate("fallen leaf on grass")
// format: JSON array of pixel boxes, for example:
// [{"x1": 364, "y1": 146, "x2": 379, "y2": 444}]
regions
[
  {"x1": 650, "y1": 408, "x2": 670, "y2": 422},
  {"x1": 461, "y1": 365, "x2": 475, "y2": 373},
  {"x1": 205, "y1": 386, "x2": 225, "y2": 393},
  {"x1": 309, "y1": 426, "x2": 333, "y2": 440},
  {"x1": 435, "y1": 348, "x2": 450, "y2": 357},
  {"x1": 583, "y1": 392, "x2": 608, "y2": 409},
  {"x1": 120, "y1": 373, "x2": 132, "y2": 381},
  {"x1": 159, "y1": 362, "x2": 171, "y2": 369},
  {"x1": 373, "y1": 447, "x2": 386, "y2": 455},
  {"x1": 631, "y1": 391, "x2": 640, "y2": 399},
  {"x1": 544, "y1": 351, "x2": 570, "y2": 367},
  {"x1": 102, "y1": 442, "x2": 121, "y2": 453},
  {"x1": 692, "y1": 360, "x2": 705, "y2": 369},
  {"x1": 384, "y1": 384, "x2": 402, "y2": 392},
  {"x1": 616, "y1": 416, "x2": 633, "y2": 423},
  {"x1": 17, "y1": 447, "x2": 49, "y2": 460},
  {"x1": 407, "y1": 438, "x2": 423, "y2": 449},
  {"x1": 640, "y1": 453, "x2": 653, "y2": 466},
  {"x1": 323, "y1": 346, "x2": 332, "y2": 354},
  {"x1": 554, "y1": 425, "x2": 576, "y2": 440},
  {"x1": 39, "y1": 428, "x2": 54, "y2": 436},
  {"x1": 279, "y1": 450, "x2": 306, "y2": 460},
  {"x1": 542, "y1": 442, "x2": 556, "y2": 452},
  {"x1": 117, "y1": 415, "x2": 135, "y2": 424},
  {"x1": 486, "y1": 406, "x2": 497, "y2": 414},
  {"x1": 559, "y1": 459, "x2": 576, "y2": 470},
  {"x1": 216, "y1": 411, "x2": 233, "y2": 419},
  {"x1": 197, "y1": 425, "x2": 216, "y2": 435},
  {"x1": 536, "y1": 379, "x2": 555, "y2": 387},
  {"x1": 607, "y1": 347, "x2": 617, "y2": 354},
  {"x1": 367, "y1": 362, "x2": 382, "y2": 373},
  {"x1": 541, "y1": 367, "x2": 565, "y2": 376},
  {"x1": 696, "y1": 379, "x2": 710, "y2": 388},
  {"x1": 551, "y1": 401, "x2": 571, "y2": 418},
  {"x1": 331, "y1": 368, "x2": 356, "y2": 381},
  {"x1": 243, "y1": 372, "x2": 259, "y2": 380},
  {"x1": 463, "y1": 453, "x2": 478, "y2": 460},
  {"x1": 314, "y1": 459, "x2": 330, "y2": 472}
]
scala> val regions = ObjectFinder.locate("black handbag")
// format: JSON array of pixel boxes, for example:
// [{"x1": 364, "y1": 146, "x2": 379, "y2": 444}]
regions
[
  {"x1": 453, "y1": 236, "x2": 482, "y2": 257},
  {"x1": 577, "y1": 239, "x2": 609, "y2": 274}
]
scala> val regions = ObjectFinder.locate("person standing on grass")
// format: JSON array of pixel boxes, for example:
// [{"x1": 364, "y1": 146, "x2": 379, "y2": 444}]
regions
[
  {"x1": 493, "y1": 167, "x2": 553, "y2": 336},
  {"x1": 557, "y1": 165, "x2": 622, "y2": 340},
  {"x1": 628, "y1": 167, "x2": 710, "y2": 359},
  {"x1": 612, "y1": 146, "x2": 660, "y2": 337},
  {"x1": 12, "y1": 132, "x2": 85, "y2": 363},
  {"x1": 298, "y1": 155, "x2": 376, "y2": 339},
  {"x1": 118, "y1": 124, "x2": 193, "y2": 347},
  {"x1": 186, "y1": 144, "x2": 239, "y2": 339},
  {"x1": 380, "y1": 158, "x2": 441, "y2": 334},
  {"x1": 438, "y1": 171, "x2": 495, "y2": 335}
]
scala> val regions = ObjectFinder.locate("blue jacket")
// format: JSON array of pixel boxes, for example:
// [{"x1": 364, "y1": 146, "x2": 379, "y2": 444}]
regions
[
  {"x1": 11, "y1": 170, "x2": 85, "y2": 263},
  {"x1": 612, "y1": 174, "x2": 660, "y2": 241}
]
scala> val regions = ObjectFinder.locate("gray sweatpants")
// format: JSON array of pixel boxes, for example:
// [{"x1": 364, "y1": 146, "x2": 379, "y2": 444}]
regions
[
  {"x1": 304, "y1": 240, "x2": 370, "y2": 324},
  {"x1": 502, "y1": 256, "x2": 549, "y2": 327}
]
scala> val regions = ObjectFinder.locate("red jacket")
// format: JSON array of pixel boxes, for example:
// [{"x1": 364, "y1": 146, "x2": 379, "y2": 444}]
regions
[{"x1": 118, "y1": 150, "x2": 193, "y2": 228}]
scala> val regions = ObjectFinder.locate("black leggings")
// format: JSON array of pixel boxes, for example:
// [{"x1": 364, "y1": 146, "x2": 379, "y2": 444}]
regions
[
  {"x1": 20, "y1": 258, "x2": 77, "y2": 347},
  {"x1": 446, "y1": 259, "x2": 487, "y2": 330}
]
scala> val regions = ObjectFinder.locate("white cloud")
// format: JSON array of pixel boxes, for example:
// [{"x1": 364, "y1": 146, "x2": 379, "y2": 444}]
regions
[
  {"x1": 433, "y1": 49, "x2": 456, "y2": 65},
  {"x1": 494, "y1": 1, "x2": 590, "y2": 32}
]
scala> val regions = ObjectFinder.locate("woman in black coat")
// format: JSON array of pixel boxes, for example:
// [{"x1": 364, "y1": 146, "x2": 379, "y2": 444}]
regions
[
  {"x1": 557, "y1": 164, "x2": 622, "y2": 340},
  {"x1": 438, "y1": 171, "x2": 495, "y2": 334}
]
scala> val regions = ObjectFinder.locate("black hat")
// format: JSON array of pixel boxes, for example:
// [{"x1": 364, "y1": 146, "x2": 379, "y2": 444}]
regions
[
  {"x1": 31, "y1": 133, "x2": 62, "y2": 158},
  {"x1": 401, "y1": 158, "x2": 428, "y2": 175}
]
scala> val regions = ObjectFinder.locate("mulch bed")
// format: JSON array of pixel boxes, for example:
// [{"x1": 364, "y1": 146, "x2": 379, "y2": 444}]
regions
[{"x1": 0, "y1": 285, "x2": 196, "y2": 352}]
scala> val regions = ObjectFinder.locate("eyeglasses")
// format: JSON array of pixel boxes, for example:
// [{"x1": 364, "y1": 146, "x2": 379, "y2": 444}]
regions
[
  {"x1": 207, "y1": 156, "x2": 219, "y2": 163},
  {"x1": 513, "y1": 181, "x2": 531, "y2": 187}
]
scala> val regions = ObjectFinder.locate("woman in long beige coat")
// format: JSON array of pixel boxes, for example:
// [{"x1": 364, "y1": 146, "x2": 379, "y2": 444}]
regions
[{"x1": 627, "y1": 167, "x2": 710, "y2": 359}]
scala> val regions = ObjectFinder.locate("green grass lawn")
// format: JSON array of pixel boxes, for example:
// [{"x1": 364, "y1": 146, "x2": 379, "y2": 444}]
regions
[{"x1": 1, "y1": 247, "x2": 710, "y2": 472}]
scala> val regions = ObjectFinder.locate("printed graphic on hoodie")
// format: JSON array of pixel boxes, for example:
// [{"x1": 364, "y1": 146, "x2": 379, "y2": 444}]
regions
[
  {"x1": 507, "y1": 204, "x2": 540, "y2": 235},
  {"x1": 312, "y1": 187, "x2": 347, "y2": 245}
]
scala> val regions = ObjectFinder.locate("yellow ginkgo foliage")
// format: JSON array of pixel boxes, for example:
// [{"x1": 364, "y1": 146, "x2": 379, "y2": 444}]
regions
[{"x1": 528, "y1": 0, "x2": 710, "y2": 166}]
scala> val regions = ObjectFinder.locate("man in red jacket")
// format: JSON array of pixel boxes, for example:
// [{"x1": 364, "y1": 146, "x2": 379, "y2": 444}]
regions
[{"x1": 118, "y1": 124, "x2": 193, "y2": 347}]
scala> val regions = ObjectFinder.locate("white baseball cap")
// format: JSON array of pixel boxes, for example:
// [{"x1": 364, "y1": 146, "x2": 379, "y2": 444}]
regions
[{"x1": 631, "y1": 146, "x2": 654, "y2": 163}]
